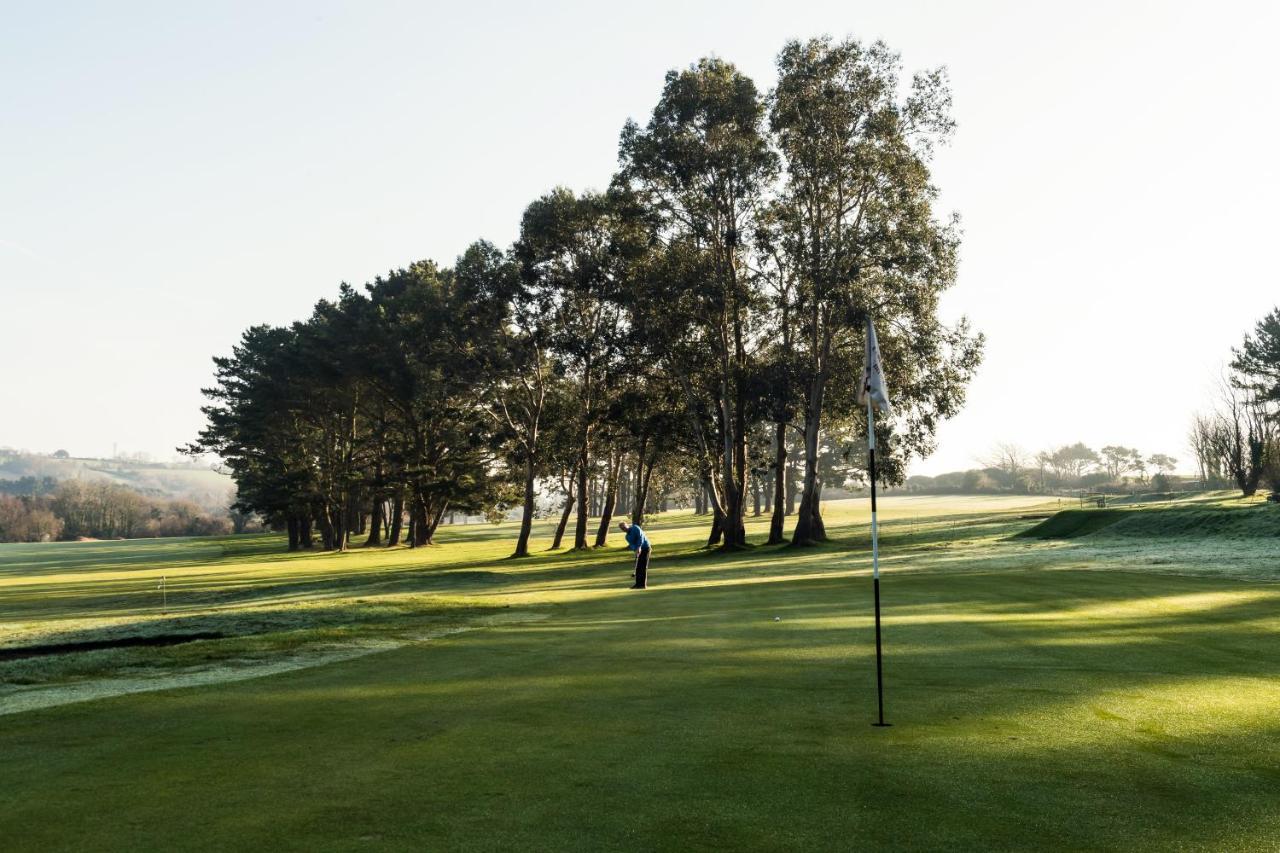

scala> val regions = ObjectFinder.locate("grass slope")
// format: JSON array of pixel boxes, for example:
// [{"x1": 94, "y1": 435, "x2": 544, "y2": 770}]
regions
[
  {"x1": 1017, "y1": 509, "x2": 1127, "y2": 539},
  {"x1": 2, "y1": 494, "x2": 1279, "y2": 851},
  {"x1": 1020, "y1": 494, "x2": 1280, "y2": 540}
]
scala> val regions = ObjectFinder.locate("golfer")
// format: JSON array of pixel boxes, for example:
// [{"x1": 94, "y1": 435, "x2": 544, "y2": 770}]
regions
[{"x1": 618, "y1": 521, "x2": 651, "y2": 589}]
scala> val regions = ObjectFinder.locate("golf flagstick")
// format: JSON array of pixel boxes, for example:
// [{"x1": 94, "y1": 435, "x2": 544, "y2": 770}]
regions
[
  {"x1": 860, "y1": 318, "x2": 892, "y2": 727},
  {"x1": 868, "y1": 394, "x2": 887, "y2": 726}
]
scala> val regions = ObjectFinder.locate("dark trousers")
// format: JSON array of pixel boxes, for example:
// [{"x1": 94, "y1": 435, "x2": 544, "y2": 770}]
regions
[{"x1": 633, "y1": 545, "x2": 650, "y2": 589}]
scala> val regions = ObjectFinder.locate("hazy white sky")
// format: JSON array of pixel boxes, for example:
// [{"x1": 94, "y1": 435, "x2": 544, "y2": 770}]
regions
[{"x1": 2, "y1": 0, "x2": 1276, "y2": 474}]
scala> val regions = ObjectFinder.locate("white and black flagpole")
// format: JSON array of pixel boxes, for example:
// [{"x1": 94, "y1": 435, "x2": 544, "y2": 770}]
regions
[
  {"x1": 861, "y1": 317, "x2": 891, "y2": 727},
  {"x1": 867, "y1": 392, "x2": 888, "y2": 727}
]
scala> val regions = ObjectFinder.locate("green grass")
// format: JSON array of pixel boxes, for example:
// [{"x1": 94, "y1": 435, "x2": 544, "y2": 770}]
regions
[
  {"x1": 2, "y1": 493, "x2": 1280, "y2": 850},
  {"x1": 1020, "y1": 493, "x2": 1280, "y2": 542},
  {"x1": 1017, "y1": 508, "x2": 1128, "y2": 538}
]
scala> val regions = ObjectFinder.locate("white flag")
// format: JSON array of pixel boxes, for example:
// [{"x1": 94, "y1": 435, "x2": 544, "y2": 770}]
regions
[{"x1": 859, "y1": 319, "x2": 892, "y2": 416}]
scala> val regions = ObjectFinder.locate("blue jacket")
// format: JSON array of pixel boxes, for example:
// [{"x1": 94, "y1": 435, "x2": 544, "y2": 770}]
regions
[{"x1": 624, "y1": 524, "x2": 650, "y2": 552}]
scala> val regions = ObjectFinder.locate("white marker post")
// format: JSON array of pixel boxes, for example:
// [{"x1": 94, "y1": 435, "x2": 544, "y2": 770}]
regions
[{"x1": 860, "y1": 318, "x2": 892, "y2": 728}]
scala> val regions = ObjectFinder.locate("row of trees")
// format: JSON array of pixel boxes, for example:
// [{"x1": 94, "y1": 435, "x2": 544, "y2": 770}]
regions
[
  {"x1": 191, "y1": 37, "x2": 983, "y2": 554},
  {"x1": 0, "y1": 481, "x2": 242, "y2": 543},
  {"x1": 906, "y1": 442, "x2": 1179, "y2": 494},
  {"x1": 1189, "y1": 308, "x2": 1280, "y2": 497}
]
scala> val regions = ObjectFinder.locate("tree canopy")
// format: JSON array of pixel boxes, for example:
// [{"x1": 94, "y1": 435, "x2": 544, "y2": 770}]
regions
[{"x1": 191, "y1": 37, "x2": 983, "y2": 553}]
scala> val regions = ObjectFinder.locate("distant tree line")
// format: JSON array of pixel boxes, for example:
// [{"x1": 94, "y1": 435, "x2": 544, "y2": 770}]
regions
[
  {"x1": 1189, "y1": 308, "x2": 1280, "y2": 497},
  {"x1": 907, "y1": 302, "x2": 1280, "y2": 499},
  {"x1": 0, "y1": 480, "x2": 247, "y2": 543},
  {"x1": 0, "y1": 475, "x2": 59, "y2": 497},
  {"x1": 904, "y1": 441, "x2": 1181, "y2": 495},
  {"x1": 189, "y1": 37, "x2": 984, "y2": 555}
]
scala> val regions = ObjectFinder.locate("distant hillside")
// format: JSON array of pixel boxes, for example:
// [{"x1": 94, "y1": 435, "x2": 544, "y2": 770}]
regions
[{"x1": 0, "y1": 450, "x2": 233, "y2": 511}]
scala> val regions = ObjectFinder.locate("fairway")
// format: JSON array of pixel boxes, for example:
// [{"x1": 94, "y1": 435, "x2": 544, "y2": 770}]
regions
[
  {"x1": 8, "y1": 6, "x2": 1280, "y2": 851},
  {"x1": 3, "y1": 495, "x2": 1280, "y2": 851}
]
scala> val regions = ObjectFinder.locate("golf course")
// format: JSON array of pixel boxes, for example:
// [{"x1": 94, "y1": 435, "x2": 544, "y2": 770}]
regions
[{"x1": 3, "y1": 493, "x2": 1278, "y2": 851}]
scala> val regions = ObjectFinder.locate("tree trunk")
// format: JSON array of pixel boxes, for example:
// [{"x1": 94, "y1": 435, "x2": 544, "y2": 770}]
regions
[
  {"x1": 317, "y1": 507, "x2": 336, "y2": 550},
  {"x1": 718, "y1": 391, "x2": 747, "y2": 549},
  {"x1": 512, "y1": 457, "x2": 536, "y2": 558},
  {"x1": 703, "y1": 474, "x2": 728, "y2": 547},
  {"x1": 286, "y1": 516, "x2": 300, "y2": 552},
  {"x1": 365, "y1": 497, "x2": 384, "y2": 546},
  {"x1": 752, "y1": 471, "x2": 761, "y2": 517},
  {"x1": 786, "y1": 457, "x2": 798, "y2": 515},
  {"x1": 733, "y1": 377, "x2": 750, "y2": 539},
  {"x1": 616, "y1": 460, "x2": 630, "y2": 518},
  {"x1": 792, "y1": 337, "x2": 829, "y2": 546},
  {"x1": 594, "y1": 451, "x2": 622, "y2": 547},
  {"x1": 573, "y1": 440, "x2": 590, "y2": 550},
  {"x1": 387, "y1": 491, "x2": 403, "y2": 546},
  {"x1": 408, "y1": 493, "x2": 427, "y2": 548},
  {"x1": 768, "y1": 420, "x2": 788, "y2": 544},
  {"x1": 420, "y1": 501, "x2": 448, "y2": 545},
  {"x1": 707, "y1": 505, "x2": 725, "y2": 547},
  {"x1": 331, "y1": 503, "x2": 349, "y2": 552},
  {"x1": 809, "y1": 477, "x2": 826, "y2": 540},
  {"x1": 300, "y1": 516, "x2": 314, "y2": 548},
  {"x1": 633, "y1": 453, "x2": 655, "y2": 526},
  {"x1": 550, "y1": 477, "x2": 575, "y2": 551}
]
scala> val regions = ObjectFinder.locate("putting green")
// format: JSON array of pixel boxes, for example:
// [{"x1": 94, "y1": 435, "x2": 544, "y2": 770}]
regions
[{"x1": 2, "y1": 495, "x2": 1278, "y2": 850}]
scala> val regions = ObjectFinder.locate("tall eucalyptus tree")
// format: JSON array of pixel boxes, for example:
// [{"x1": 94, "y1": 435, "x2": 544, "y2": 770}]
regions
[
  {"x1": 616, "y1": 57, "x2": 777, "y2": 549},
  {"x1": 770, "y1": 37, "x2": 983, "y2": 544}
]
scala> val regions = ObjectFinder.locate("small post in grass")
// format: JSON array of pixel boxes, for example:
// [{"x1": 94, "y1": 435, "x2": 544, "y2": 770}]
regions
[{"x1": 860, "y1": 317, "x2": 893, "y2": 728}]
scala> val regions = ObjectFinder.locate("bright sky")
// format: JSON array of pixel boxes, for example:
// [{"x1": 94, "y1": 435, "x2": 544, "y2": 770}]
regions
[{"x1": 2, "y1": 1, "x2": 1276, "y2": 474}]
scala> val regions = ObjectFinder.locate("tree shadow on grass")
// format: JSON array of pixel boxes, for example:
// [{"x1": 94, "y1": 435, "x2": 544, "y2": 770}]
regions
[{"x1": 4, "y1": 533, "x2": 1280, "y2": 849}]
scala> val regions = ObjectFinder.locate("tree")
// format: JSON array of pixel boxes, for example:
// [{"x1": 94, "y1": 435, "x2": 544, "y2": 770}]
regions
[
  {"x1": 1199, "y1": 380, "x2": 1275, "y2": 497},
  {"x1": 756, "y1": 210, "x2": 805, "y2": 544},
  {"x1": 1100, "y1": 445, "x2": 1142, "y2": 481},
  {"x1": 191, "y1": 257, "x2": 512, "y2": 552},
  {"x1": 982, "y1": 442, "x2": 1030, "y2": 490},
  {"x1": 770, "y1": 37, "x2": 982, "y2": 545},
  {"x1": 1034, "y1": 450, "x2": 1053, "y2": 491},
  {"x1": 469, "y1": 242, "x2": 553, "y2": 558},
  {"x1": 1231, "y1": 307, "x2": 1280, "y2": 406},
  {"x1": 1047, "y1": 442, "x2": 1099, "y2": 484},
  {"x1": 627, "y1": 241, "x2": 736, "y2": 547},
  {"x1": 539, "y1": 387, "x2": 585, "y2": 551},
  {"x1": 367, "y1": 257, "x2": 512, "y2": 547},
  {"x1": 1188, "y1": 414, "x2": 1226, "y2": 487},
  {"x1": 616, "y1": 57, "x2": 776, "y2": 550},
  {"x1": 612, "y1": 370, "x2": 683, "y2": 528},
  {"x1": 186, "y1": 324, "x2": 320, "y2": 548},
  {"x1": 0, "y1": 496, "x2": 62, "y2": 542},
  {"x1": 516, "y1": 188, "x2": 640, "y2": 550},
  {"x1": 186, "y1": 38, "x2": 992, "y2": 557},
  {"x1": 1148, "y1": 453, "x2": 1177, "y2": 475}
]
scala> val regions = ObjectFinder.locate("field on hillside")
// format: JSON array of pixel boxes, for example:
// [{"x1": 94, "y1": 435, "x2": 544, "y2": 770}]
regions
[
  {"x1": 0, "y1": 452, "x2": 232, "y2": 505},
  {"x1": 2, "y1": 494, "x2": 1279, "y2": 851}
]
